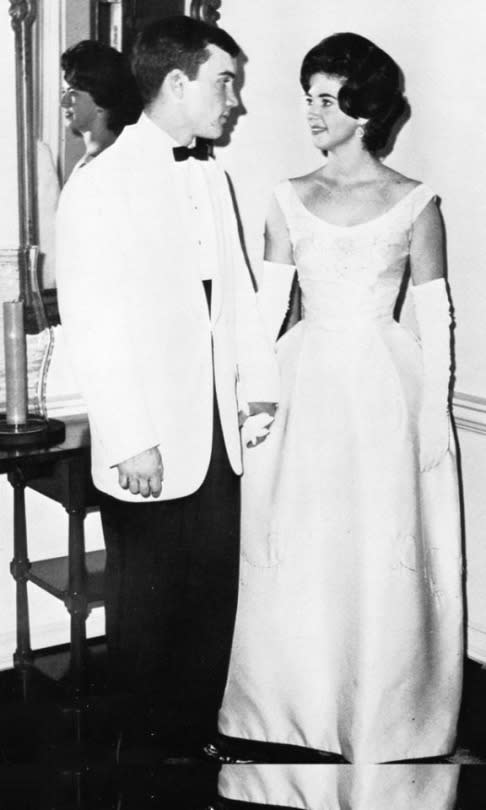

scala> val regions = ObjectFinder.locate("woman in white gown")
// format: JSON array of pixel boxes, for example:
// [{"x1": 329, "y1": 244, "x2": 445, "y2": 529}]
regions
[{"x1": 216, "y1": 31, "x2": 463, "y2": 809}]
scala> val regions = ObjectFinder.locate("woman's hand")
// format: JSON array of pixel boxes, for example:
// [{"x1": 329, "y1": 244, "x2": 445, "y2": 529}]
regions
[{"x1": 240, "y1": 402, "x2": 277, "y2": 447}]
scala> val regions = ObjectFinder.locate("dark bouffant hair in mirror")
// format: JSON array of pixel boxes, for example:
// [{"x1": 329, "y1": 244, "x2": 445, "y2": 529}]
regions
[
  {"x1": 300, "y1": 32, "x2": 408, "y2": 154},
  {"x1": 61, "y1": 40, "x2": 143, "y2": 135}
]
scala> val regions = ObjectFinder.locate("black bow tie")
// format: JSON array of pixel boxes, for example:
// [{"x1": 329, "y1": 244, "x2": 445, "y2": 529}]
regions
[{"x1": 173, "y1": 141, "x2": 210, "y2": 162}]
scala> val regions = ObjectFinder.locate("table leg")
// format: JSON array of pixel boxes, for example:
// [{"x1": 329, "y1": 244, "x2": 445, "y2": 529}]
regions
[
  {"x1": 9, "y1": 466, "x2": 33, "y2": 699},
  {"x1": 65, "y1": 505, "x2": 88, "y2": 706}
]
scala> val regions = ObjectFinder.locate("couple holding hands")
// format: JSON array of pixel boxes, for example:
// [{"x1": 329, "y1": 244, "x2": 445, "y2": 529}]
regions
[{"x1": 57, "y1": 14, "x2": 462, "y2": 809}]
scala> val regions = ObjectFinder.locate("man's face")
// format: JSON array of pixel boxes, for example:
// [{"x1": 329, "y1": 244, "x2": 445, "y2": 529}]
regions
[
  {"x1": 183, "y1": 44, "x2": 238, "y2": 140},
  {"x1": 61, "y1": 83, "x2": 99, "y2": 135}
]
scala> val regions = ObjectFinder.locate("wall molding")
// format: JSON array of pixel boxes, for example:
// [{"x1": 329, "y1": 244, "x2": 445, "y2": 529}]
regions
[
  {"x1": 453, "y1": 391, "x2": 486, "y2": 436},
  {"x1": 46, "y1": 392, "x2": 86, "y2": 418},
  {"x1": 44, "y1": 390, "x2": 486, "y2": 432}
]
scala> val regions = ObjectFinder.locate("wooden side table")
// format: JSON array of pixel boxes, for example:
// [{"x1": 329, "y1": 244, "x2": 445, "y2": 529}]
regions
[{"x1": 0, "y1": 415, "x2": 105, "y2": 700}]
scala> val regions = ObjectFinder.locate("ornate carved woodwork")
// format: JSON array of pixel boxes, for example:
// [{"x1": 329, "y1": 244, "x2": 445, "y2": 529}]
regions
[{"x1": 189, "y1": 0, "x2": 221, "y2": 25}]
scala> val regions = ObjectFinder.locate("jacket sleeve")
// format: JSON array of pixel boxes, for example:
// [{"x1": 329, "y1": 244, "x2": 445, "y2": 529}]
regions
[{"x1": 56, "y1": 169, "x2": 160, "y2": 467}]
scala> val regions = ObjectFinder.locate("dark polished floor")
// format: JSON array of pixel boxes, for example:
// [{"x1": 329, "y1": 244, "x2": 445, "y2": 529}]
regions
[
  {"x1": 1, "y1": 642, "x2": 486, "y2": 808},
  {"x1": 0, "y1": 639, "x2": 221, "y2": 809}
]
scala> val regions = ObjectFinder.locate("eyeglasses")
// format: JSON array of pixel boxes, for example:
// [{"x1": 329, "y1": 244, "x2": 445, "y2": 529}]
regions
[{"x1": 60, "y1": 86, "x2": 83, "y2": 104}]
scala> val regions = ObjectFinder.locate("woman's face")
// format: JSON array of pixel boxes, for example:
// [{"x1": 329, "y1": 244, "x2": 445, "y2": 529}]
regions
[
  {"x1": 305, "y1": 72, "x2": 362, "y2": 152},
  {"x1": 61, "y1": 81, "x2": 100, "y2": 135}
]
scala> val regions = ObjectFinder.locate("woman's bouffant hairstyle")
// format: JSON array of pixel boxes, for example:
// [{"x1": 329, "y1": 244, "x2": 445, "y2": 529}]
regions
[
  {"x1": 61, "y1": 40, "x2": 143, "y2": 135},
  {"x1": 300, "y1": 32, "x2": 407, "y2": 154}
]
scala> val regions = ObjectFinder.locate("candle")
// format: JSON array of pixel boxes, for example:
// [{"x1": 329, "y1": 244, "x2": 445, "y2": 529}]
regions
[{"x1": 3, "y1": 301, "x2": 27, "y2": 426}]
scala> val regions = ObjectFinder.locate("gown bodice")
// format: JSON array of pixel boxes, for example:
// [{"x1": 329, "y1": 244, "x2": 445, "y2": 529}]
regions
[{"x1": 274, "y1": 180, "x2": 436, "y2": 331}]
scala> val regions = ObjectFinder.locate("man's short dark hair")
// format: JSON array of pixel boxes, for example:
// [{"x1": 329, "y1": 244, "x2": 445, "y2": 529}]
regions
[
  {"x1": 61, "y1": 40, "x2": 143, "y2": 135},
  {"x1": 132, "y1": 16, "x2": 240, "y2": 105}
]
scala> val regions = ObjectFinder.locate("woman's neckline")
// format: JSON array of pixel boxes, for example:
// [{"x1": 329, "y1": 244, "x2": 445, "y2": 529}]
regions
[{"x1": 287, "y1": 179, "x2": 424, "y2": 230}]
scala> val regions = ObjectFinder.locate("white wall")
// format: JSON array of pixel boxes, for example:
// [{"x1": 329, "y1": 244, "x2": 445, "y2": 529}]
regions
[{"x1": 217, "y1": 0, "x2": 486, "y2": 659}]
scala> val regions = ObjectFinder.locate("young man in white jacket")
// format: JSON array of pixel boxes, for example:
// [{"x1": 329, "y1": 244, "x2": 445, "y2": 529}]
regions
[{"x1": 56, "y1": 15, "x2": 278, "y2": 758}]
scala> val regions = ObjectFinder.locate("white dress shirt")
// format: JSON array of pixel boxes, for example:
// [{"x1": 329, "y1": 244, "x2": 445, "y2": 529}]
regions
[
  {"x1": 148, "y1": 116, "x2": 218, "y2": 283},
  {"x1": 174, "y1": 149, "x2": 219, "y2": 282}
]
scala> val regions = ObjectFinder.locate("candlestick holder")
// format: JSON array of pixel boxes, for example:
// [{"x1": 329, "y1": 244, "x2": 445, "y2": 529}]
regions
[
  {"x1": 0, "y1": 251, "x2": 65, "y2": 449},
  {"x1": 0, "y1": 415, "x2": 65, "y2": 448}
]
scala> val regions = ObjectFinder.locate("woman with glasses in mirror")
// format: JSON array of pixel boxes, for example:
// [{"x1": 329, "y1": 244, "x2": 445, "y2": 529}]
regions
[{"x1": 61, "y1": 39, "x2": 142, "y2": 176}]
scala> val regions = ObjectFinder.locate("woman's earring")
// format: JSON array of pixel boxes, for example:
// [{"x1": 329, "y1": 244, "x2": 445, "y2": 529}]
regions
[{"x1": 356, "y1": 125, "x2": 365, "y2": 139}]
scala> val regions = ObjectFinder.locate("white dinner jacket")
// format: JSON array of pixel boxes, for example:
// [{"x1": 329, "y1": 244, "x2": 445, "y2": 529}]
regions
[{"x1": 56, "y1": 114, "x2": 279, "y2": 501}]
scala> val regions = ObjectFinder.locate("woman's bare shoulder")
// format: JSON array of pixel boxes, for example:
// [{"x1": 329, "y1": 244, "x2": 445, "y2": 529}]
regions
[
  {"x1": 288, "y1": 168, "x2": 324, "y2": 193},
  {"x1": 378, "y1": 166, "x2": 422, "y2": 202}
]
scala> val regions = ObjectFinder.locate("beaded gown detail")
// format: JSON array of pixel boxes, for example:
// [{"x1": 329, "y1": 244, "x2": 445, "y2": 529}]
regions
[{"x1": 219, "y1": 181, "x2": 463, "y2": 764}]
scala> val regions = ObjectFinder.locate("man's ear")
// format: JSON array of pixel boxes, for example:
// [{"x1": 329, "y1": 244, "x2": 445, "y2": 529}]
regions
[{"x1": 166, "y1": 68, "x2": 188, "y2": 99}]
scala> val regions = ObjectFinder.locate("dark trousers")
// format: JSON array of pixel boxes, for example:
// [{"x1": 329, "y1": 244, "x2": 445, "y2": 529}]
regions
[{"x1": 99, "y1": 399, "x2": 240, "y2": 743}]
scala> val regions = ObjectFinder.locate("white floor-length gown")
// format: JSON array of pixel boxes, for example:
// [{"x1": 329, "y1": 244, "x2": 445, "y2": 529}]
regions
[{"x1": 218, "y1": 181, "x2": 463, "y2": 770}]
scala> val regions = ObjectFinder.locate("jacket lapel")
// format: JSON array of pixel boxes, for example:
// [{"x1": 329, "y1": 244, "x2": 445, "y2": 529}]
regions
[{"x1": 206, "y1": 160, "x2": 234, "y2": 326}]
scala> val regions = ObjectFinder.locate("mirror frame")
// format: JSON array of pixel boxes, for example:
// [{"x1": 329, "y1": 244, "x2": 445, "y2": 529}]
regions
[
  {"x1": 190, "y1": 0, "x2": 221, "y2": 25},
  {"x1": 9, "y1": 0, "x2": 38, "y2": 254}
]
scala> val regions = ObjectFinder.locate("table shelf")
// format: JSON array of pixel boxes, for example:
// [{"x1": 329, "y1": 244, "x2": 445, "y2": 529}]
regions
[{"x1": 29, "y1": 550, "x2": 106, "y2": 607}]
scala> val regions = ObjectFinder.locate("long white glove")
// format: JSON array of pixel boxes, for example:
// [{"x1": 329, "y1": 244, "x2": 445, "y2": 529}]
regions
[
  {"x1": 257, "y1": 260, "x2": 296, "y2": 343},
  {"x1": 411, "y1": 278, "x2": 452, "y2": 472}
]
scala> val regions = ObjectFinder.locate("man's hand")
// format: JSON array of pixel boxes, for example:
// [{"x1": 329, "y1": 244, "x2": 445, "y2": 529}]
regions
[
  {"x1": 239, "y1": 401, "x2": 278, "y2": 448},
  {"x1": 117, "y1": 446, "x2": 163, "y2": 498}
]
